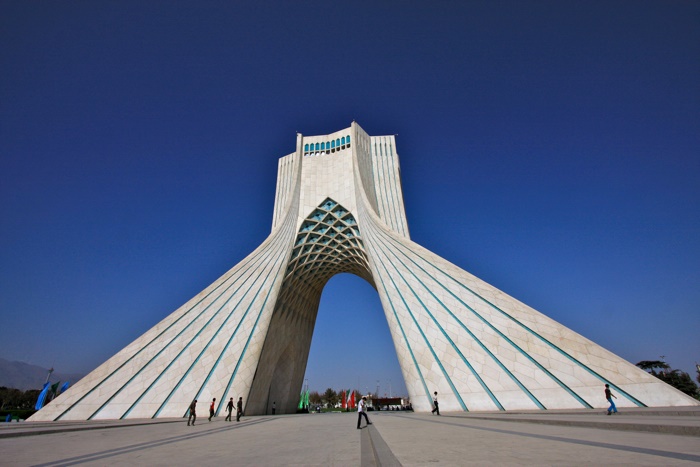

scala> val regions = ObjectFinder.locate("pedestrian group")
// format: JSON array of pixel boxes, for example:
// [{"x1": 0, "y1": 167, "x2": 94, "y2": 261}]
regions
[{"x1": 187, "y1": 396, "x2": 245, "y2": 425}]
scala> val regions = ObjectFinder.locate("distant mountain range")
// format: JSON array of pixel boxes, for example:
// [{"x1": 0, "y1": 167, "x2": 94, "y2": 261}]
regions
[{"x1": 0, "y1": 358, "x2": 85, "y2": 391}]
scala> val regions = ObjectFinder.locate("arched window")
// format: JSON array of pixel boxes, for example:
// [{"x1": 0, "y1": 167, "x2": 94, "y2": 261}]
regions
[
  {"x1": 341, "y1": 137, "x2": 346, "y2": 145},
  {"x1": 331, "y1": 140, "x2": 335, "y2": 149},
  {"x1": 336, "y1": 138, "x2": 340, "y2": 147},
  {"x1": 315, "y1": 143, "x2": 320, "y2": 151},
  {"x1": 304, "y1": 144, "x2": 309, "y2": 152},
  {"x1": 347, "y1": 135, "x2": 351, "y2": 143},
  {"x1": 321, "y1": 142, "x2": 325, "y2": 150}
]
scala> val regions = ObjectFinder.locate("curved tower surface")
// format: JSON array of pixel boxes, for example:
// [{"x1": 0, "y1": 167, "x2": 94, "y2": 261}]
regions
[{"x1": 30, "y1": 122, "x2": 698, "y2": 421}]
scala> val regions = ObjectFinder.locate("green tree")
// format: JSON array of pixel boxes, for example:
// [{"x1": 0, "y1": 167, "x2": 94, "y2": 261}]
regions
[
  {"x1": 323, "y1": 388, "x2": 338, "y2": 408},
  {"x1": 0, "y1": 387, "x2": 23, "y2": 410},
  {"x1": 635, "y1": 360, "x2": 670, "y2": 375},
  {"x1": 309, "y1": 391, "x2": 322, "y2": 405},
  {"x1": 22, "y1": 389, "x2": 41, "y2": 409}
]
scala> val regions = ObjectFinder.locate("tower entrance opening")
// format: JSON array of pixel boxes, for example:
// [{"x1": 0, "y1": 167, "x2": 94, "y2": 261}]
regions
[
  {"x1": 307, "y1": 273, "x2": 408, "y2": 405},
  {"x1": 246, "y1": 198, "x2": 396, "y2": 414}
]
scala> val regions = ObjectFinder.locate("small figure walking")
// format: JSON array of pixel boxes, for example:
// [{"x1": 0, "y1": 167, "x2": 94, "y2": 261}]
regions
[
  {"x1": 236, "y1": 397, "x2": 243, "y2": 422},
  {"x1": 272, "y1": 401, "x2": 276, "y2": 415},
  {"x1": 187, "y1": 399, "x2": 197, "y2": 426},
  {"x1": 225, "y1": 397, "x2": 234, "y2": 421},
  {"x1": 605, "y1": 384, "x2": 618, "y2": 415},
  {"x1": 208, "y1": 397, "x2": 216, "y2": 421},
  {"x1": 431, "y1": 391, "x2": 440, "y2": 415},
  {"x1": 356, "y1": 396, "x2": 372, "y2": 429}
]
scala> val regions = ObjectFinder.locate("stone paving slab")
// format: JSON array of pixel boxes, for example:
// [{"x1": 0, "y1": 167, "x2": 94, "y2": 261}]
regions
[
  {"x1": 460, "y1": 413, "x2": 700, "y2": 437},
  {"x1": 1, "y1": 409, "x2": 699, "y2": 466},
  {"x1": 0, "y1": 418, "x2": 181, "y2": 439},
  {"x1": 377, "y1": 412, "x2": 700, "y2": 466}
]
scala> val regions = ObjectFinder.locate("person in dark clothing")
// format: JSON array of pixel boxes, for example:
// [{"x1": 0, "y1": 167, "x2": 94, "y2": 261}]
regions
[
  {"x1": 272, "y1": 401, "x2": 276, "y2": 415},
  {"x1": 187, "y1": 399, "x2": 197, "y2": 426},
  {"x1": 225, "y1": 397, "x2": 234, "y2": 421},
  {"x1": 431, "y1": 392, "x2": 440, "y2": 415},
  {"x1": 605, "y1": 384, "x2": 618, "y2": 415},
  {"x1": 236, "y1": 397, "x2": 243, "y2": 422},
  {"x1": 208, "y1": 398, "x2": 216, "y2": 421}
]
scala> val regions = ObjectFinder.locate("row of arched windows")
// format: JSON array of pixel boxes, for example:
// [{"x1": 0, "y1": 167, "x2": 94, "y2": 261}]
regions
[{"x1": 303, "y1": 135, "x2": 351, "y2": 155}]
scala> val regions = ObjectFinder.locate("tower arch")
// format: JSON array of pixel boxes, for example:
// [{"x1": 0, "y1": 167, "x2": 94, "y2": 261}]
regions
[{"x1": 247, "y1": 198, "x2": 374, "y2": 414}]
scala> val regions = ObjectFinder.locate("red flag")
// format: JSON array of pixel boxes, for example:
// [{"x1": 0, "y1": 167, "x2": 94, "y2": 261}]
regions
[
  {"x1": 350, "y1": 391, "x2": 356, "y2": 409},
  {"x1": 341, "y1": 390, "x2": 346, "y2": 409}
]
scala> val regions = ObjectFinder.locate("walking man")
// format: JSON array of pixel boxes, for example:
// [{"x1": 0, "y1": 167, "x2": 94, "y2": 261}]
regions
[
  {"x1": 431, "y1": 391, "x2": 440, "y2": 415},
  {"x1": 356, "y1": 396, "x2": 372, "y2": 429},
  {"x1": 208, "y1": 397, "x2": 216, "y2": 422},
  {"x1": 187, "y1": 399, "x2": 197, "y2": 426},
  {"x1": 225, "y1": 397, "x2": 234, "y2": 421},
  {"x1": 605, "y1": 384, "x2": 618, "y2": 415},
  {"x1": 236, "y1": 397, "x2": 243, "y2": 422}
]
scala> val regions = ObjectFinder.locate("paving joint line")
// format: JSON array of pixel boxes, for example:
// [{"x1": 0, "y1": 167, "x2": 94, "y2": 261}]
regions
[{"x1": 366, "y1": 424, "x2": 402, "y2": 467}]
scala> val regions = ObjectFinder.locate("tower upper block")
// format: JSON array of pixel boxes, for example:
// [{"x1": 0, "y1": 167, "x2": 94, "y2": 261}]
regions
[{"x1": 30, "y1": 122, "x2": 697, "y2": 421}]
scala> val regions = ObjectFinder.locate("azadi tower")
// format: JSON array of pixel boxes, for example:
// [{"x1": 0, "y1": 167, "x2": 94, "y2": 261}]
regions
[{"x1": 31, "y1": 122, "x2": 697, "y2": 421}]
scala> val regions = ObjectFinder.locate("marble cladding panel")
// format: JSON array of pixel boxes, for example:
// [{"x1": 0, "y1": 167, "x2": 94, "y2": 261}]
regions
[
  {"x1": 272, "y1": 153, "x2": 298, "y2": 230},
  {"x1": 497, "y1": 390, "x2": 542, "y2": 410},
  {"x1": 297, "y1": 151, "x2": 356, "y2": 229},
  {"x1": 467, "y1": 392, "x2": 501, "y2": 411},
  {"x1": 93, "y1": 402, "x2": 130, "y2": 420},
  {"x1": 529, "y1": 388, "x2": 587, "y2": 409},
  {"x1": 619, "y1": 382, "x2": 698, "y2": 407}
]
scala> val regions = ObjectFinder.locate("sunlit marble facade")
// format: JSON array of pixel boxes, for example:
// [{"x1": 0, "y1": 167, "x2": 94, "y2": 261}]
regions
[{"x1": 30, "y1": 122, "x2": 698, "y2": 421}]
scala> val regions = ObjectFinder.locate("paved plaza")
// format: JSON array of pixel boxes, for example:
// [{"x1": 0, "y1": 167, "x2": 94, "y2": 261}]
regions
[{"x1": 2, "y1": 408, "x2": 700, "y2": 466}]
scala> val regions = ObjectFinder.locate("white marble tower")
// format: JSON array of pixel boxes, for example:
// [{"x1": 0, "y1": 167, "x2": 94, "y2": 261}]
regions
[{"x1": 30, "y1": 122, "x2": 698, "y2": 421}]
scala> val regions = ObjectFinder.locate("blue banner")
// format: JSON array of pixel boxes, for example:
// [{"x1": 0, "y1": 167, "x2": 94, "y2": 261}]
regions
[{"x1": 35, "y1": 383, "x2": 50, "y2": 410}]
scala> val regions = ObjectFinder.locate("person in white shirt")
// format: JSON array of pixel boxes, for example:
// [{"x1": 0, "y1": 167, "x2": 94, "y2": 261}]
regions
[
  {"x1": 432, "y1": 391, "x2": 440, "y2": 415},
  {"x1": 357, "y1": 396, "x2": 372, "y2": 429}
]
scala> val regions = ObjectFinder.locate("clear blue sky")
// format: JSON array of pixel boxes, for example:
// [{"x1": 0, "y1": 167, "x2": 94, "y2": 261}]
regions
[{"x1": 1, "y1": 1, "x2": 698, "y2": 397}]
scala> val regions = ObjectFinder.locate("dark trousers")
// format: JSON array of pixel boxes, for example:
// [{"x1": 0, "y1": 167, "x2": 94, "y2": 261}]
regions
[
  {"x1": 432, "y1": 402, "x2": 440, "y2": 415},
  {"x1": 357, "y1": 411, "x2": 370, "y2": 428},
  {"x1": 237, "y1": 410, "x2": 242, "y2": 422},
  {"x1": 225, "y1": 409, "x2": 232, "y2": 421},
  {"x1": 187, "y1": 412, "x2": 196, "y2": 425}
]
